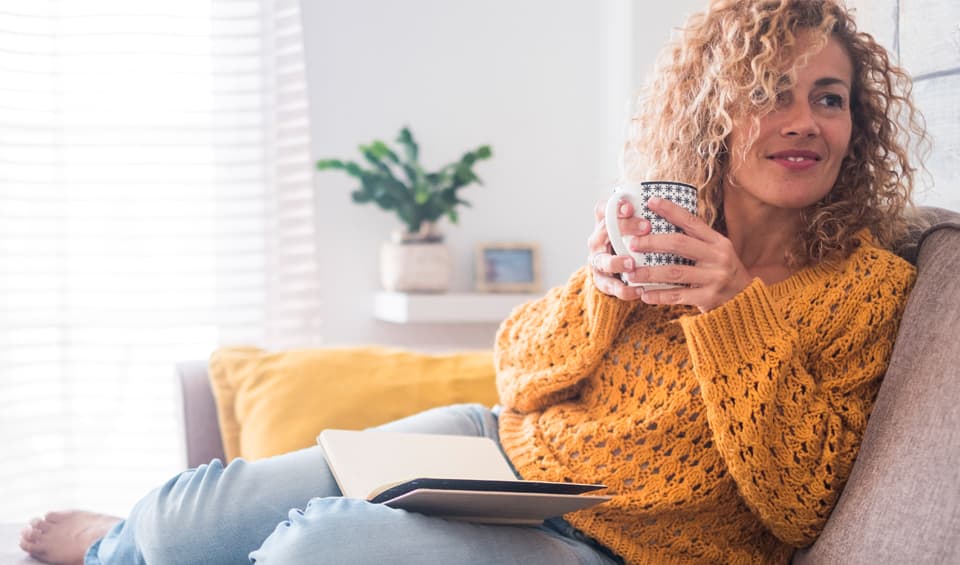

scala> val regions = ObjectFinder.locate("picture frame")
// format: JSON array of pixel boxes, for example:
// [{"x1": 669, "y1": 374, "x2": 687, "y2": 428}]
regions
[{"x1": 475, "y1": 242, "x2": 541, "y2": 293}]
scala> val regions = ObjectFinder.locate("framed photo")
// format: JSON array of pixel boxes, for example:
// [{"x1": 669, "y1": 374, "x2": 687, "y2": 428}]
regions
[{"x1": 475, "y1": 242, "x2": 541, "y2": 293}]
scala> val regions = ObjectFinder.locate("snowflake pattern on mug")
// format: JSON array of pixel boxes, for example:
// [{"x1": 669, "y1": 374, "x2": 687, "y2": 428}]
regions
[{"x1": 636, "y1": 182, "x2": 697, "y2": 267}]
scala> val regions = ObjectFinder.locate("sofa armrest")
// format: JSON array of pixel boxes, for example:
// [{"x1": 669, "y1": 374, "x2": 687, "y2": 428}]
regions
[
  {"x1": 175, "y1": 361, "x2": 226, "y2": 467},
  {"x1": 794, "y1": 214, "x2": 960, "y2": 564}
]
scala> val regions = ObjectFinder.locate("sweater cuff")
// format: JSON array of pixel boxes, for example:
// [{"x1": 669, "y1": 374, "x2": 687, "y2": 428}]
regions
[
  {"x1": 583, "y1": 267, "x2": 638, "y2": 339},
  {"x1": 679, "y1": 278, "x2": 792, "y2": 375}
]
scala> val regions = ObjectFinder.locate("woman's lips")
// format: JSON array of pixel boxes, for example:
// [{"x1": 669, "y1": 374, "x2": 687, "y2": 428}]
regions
[{"x1": 768, "y1": 150, "x2": 821, "y2": 171}]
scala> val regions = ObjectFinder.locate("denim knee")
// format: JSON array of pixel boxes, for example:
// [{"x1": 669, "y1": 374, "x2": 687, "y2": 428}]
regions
[
  {"x1": 250, "y1": 497, "x2": 424, "y2": 564},
  {"x1": 135, "y1": 459, "x2": 236, "y2": 565},
  {"x1": 248, "y1": 497, "x2": 616, "y2": 565}
]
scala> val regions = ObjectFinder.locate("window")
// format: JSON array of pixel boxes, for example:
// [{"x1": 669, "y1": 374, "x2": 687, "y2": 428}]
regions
[
  {"x1": 0, "y1": 0, "x2": 321, "y2": 520},
  {"x1": 850, "y1": 0, "x2": 960, "y2": 211}
]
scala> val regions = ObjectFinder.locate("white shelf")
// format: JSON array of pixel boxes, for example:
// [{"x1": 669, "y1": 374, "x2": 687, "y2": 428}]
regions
[{"x1": 373, "y1": 291, "x2": 540, "y2": 323}]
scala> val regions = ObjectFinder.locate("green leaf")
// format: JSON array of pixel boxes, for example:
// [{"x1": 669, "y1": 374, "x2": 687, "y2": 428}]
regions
[
  {"x1": 475, "y1": 145, "x2": 492, "y2": 159},
  {"x1": 344, "y1": 162, "x2": 365, "y2": 178},
  {"x1": 367, "y1": 175, "x2": 408, "y2": 206},
  {"x1": 397, "y1": 127, "x2": 419, "y2": 163},
  {"x1": 360, "y1": 146, "x2": 400, "y2": 181},
  {"x1": 401, "y1": 163, "x2": 421, "y2": 188},
  {"x1": 315, "y1": 158, "x2": 343, "y2": 170},
  {"x1": 368, "y1": 140, "x2": 400, "y2": 164},
  {"x1": 413, "y1": 188, "x2": 430, "y2": 205},
  {"x1": 453, "y1": 167, "x2": 478, "y2": 185},
  {"x1": 317, "y1": 159, "x2": 366, "y2": 180},
  {"x1": 351, "y1": 189, "x2": 373, "y2": 203}
]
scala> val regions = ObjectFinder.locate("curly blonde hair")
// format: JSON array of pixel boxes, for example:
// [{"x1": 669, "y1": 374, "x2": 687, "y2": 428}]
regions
[{"x1": 623, "y1": 0, "x2": 926, "y2": 266}]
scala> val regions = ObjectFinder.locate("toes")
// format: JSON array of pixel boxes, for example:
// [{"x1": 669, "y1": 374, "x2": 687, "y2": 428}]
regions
[
  {"x1": 19, "y1": 536, "x2": 45, "y2": 559},
  {"x1": 21, "y1": 518, "x2": 45, "y2": 541},
  {"x1": 19, "y1": 535, "x2": 33, "y2": 550},
  {"x1": 30, "y1": 517, "x2": 49, "y2": 532},
  {"x1": 45, "y1": 510, "x2": 69, "y2": 523}
]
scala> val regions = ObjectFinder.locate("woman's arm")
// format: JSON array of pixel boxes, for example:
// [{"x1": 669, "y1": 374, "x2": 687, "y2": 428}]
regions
[
  {"x1": 495, "y1": 267, "x2": 637, "y2": 413},
  {"x1": 679, "y1": 253, "x2": 915, "y2": 546}
]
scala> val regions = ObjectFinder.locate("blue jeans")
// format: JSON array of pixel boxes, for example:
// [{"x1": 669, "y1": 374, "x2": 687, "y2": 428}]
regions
[{"x1": 85, "y1": 403, "x2": 620, "y2": 565}]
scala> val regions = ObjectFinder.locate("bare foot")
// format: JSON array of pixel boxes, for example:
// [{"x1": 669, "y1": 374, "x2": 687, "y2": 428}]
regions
[{"x1": 19, "y1": 510, "x2": 121, "y2": 565}]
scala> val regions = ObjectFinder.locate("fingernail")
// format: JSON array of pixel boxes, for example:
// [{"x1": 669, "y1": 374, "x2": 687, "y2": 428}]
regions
[
  {"x1": 624, "y1": 258, "x2": 634, "y2": 270},
  {"x1": 648, "y1": 196, "x2": 661, "y2": 205},
  {"x1": 619, "y1": 203, "x2": 630, "y2": 216},
  {"x1": 638, "y1": 219, "x2": 650, "y2": 231}
]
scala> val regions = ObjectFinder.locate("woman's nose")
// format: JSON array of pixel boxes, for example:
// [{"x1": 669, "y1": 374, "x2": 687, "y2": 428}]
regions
[{"x1": 779, "y1": 103, "x2": 821, "y2": 138}]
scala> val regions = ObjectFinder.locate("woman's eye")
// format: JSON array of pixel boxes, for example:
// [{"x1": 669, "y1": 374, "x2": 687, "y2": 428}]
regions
[{"x1": 817, "y1": 93, "x2": 846, "y2": 109}]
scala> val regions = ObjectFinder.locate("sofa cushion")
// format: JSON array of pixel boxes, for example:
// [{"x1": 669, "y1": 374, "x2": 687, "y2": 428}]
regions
[
  {"x1": 794, "y1": 219, "x2": 960, "y2": 564},
  {"x1": 208, "y1": 346, "x2": 498, "y2": 461}
]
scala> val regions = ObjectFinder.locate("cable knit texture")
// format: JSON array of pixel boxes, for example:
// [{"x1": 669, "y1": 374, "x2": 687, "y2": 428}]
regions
[{"x1": 496, "y1": 236, "x2": 915, "y2": 564}]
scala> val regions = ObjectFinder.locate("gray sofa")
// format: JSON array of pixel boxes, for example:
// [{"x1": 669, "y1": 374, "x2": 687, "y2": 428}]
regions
[{"x1": 171, "y1": 209, "x2": 960, "y2": 563}]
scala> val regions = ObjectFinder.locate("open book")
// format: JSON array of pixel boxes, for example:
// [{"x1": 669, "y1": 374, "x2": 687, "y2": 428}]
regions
[{"x1": 318, "y1": 429, "x2": 611, "y2": 525}]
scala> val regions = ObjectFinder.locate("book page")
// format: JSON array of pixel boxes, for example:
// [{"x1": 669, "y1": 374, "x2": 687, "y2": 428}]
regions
[{"x1": 318, "y1": 429, "x2": 518, "y2": 499}]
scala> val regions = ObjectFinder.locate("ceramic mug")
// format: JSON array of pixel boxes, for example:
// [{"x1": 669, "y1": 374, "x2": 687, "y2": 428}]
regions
[{"x1": 604, "y1": 181, "x2": 698, "y2": 290}]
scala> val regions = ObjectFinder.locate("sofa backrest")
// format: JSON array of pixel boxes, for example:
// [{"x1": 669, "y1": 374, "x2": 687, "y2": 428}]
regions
[{"x1": 794, "y1": 208, "x2": 960, "y2": 564}]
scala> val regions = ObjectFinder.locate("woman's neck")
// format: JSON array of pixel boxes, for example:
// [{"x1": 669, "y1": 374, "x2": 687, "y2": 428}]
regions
[{"x1": 722, "y1": 197, "x2": 801, "y2": 281}]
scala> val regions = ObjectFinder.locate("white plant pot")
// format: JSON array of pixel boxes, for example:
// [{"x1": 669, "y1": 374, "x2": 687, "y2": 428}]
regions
[{"x1": 380, "y1": 240, "x2": 451, "y2": 292}]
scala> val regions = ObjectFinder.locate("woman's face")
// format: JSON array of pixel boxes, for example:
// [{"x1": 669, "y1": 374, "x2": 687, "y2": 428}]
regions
[{"x1": 725, "y1": 35, "x2": 854, "y2": 214}]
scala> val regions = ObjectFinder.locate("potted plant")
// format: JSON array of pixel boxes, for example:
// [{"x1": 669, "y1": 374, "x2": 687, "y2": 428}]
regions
[{"x1": 316, "y1": 126, "x2": 492, "y2": 292}]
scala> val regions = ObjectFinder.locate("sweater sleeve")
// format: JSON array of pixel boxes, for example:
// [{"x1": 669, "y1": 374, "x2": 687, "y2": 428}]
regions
[
  {"x1": 678, "y1": 256, "x2": 915, "y2": 547},
  {"x1": 495, "y1": 267, "x2": 637, "y2": 414}
]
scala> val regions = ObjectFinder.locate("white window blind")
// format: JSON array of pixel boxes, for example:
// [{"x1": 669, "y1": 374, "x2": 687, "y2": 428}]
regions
[
  {"x1": 0, "y1": 0, "x2": 321, "y2": 521},
  {"x1": 850, "y1": 0, "x2": 960, "y2": 211}
]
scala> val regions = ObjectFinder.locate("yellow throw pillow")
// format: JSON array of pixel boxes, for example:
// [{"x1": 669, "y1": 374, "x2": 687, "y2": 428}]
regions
[{"x1": 208, "y1": 346, "x2": 498, "y2": 461}]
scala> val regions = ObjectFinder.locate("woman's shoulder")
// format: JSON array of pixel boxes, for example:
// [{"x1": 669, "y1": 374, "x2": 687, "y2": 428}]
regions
[
  {"x1": 847, "y1": 229, "x2": 916, "y2": 280},
  {"x1": 823, "y1": 230, "x2": 917, "y2": 297},
  {"x1": 777, "y1": 230, "x2": 914, "y2": 298}
]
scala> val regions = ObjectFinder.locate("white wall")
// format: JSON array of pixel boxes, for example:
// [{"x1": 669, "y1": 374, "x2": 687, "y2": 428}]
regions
[{"x1": 301, "y1": 0, "x2": 702, "y2": 350}]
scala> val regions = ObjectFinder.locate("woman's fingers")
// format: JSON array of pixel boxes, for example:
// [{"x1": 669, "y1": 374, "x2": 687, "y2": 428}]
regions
[
  {"x1": 595, "y1": 198, "x2": 636, "y2": 222},
  {"x1": 591, "y1": 269, "x2": 643, "y2": 301},
  {"x1": 587, "y1": 224, "x2": 642, "y2": 302},
  {"x1": 589, "y1": 196, "x2": 647, "y2": 301},
  {"x1": 588, "y1": 198, "x2": 646, "y2": 274},
  {"x1": 646, "y1": 197, "x2": 716, "y2": 242},
  {"x1": 587, "y1": 220, "x2": 610, "y2": 252},
  {"x1": 595, "y1": 198, "x2": 644, "y2": 234},
  {"x1": 593, "y1": 199, "x2": 606, "y2": 222},
  {"x1": 628, "y1": 233, "x2": 706, "y2": 263},
  {"x1": 625, "y1": 264, "x2": 704, "y2": 286},
  {"x1": 590, "y1": 251, "x2": 635, "y2": 275},
  {"x1": 638, "y1": 286, "x2": 704, "y2": 307}
]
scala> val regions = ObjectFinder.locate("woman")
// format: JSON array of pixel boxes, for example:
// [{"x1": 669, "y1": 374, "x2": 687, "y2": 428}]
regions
[{"x1": 21, "y1": 1, "x2": 922, "y2": 563}]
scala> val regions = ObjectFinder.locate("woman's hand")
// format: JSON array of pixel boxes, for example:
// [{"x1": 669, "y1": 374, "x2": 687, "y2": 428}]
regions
[
  {"x1": 627, "y1": 197, "x2": 754, "y2": 312},
  {"x1": 587, "y1": 198, "x2": 650, "y2": 301}
]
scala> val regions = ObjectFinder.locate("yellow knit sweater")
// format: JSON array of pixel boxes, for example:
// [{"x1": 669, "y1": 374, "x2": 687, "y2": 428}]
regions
[{"x1": 495, "y1": 237, "x2": 915, "y2": 564}]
